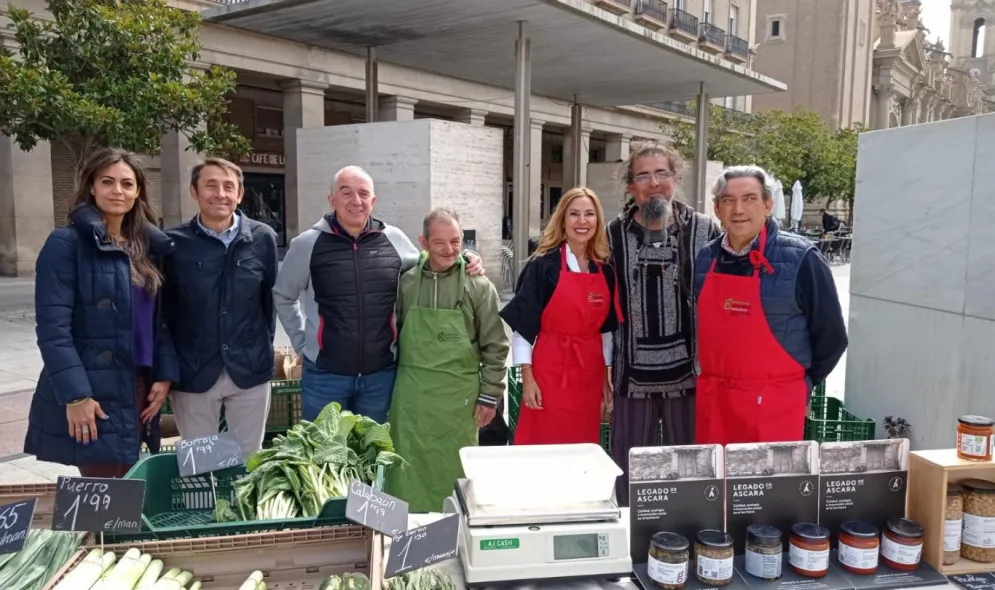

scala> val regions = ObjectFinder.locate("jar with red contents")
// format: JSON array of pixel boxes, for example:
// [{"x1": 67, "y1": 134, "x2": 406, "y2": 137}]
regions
[
  {"x1": 838, "y1": 521, "x2": 880, "y2": 575},
  {"x1": 789, "y1": 523, "x2": 830, "y2": 578},
  {"x1": 881, "y1": 518, "x2": 924, "y2": 571}
]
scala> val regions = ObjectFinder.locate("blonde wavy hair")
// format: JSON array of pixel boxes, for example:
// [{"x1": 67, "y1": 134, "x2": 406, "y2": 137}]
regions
[{"x1": 533, "y1": 187, "x2": 610, "y2": 262}]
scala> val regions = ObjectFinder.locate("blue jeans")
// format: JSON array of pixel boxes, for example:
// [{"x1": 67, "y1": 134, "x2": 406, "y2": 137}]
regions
[{"x1": 301, "y1": 357, "x2": 396, "y2": 424}]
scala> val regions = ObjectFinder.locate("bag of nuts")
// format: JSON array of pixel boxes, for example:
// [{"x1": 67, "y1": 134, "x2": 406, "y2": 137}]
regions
[{"x1": 961, "y1": 479, "x2": 995, "y2": 564}]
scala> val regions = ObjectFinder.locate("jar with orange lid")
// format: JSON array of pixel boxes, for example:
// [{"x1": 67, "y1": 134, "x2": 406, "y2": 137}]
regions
[
  {"x1": 881, "y1": 518, "x2": 924, "y2": 571},
  {"x1": 957, "y1": 415, "x2": 994, "y2": 461},
  {"x1": 789, "y1": 523, "x2": 830, "y2": 578},
  {"x1": 838, "y1": 521, "x2": 880, "y2": 575}
]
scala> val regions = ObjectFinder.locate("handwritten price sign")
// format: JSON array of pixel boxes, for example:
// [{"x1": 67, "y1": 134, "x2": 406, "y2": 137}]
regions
[
  {"x1": 51, "y1": 476, "x2": 144, "y2": 533},
  {"x1": 176, "y1": 432, "x2": 245, "y2": 477}
]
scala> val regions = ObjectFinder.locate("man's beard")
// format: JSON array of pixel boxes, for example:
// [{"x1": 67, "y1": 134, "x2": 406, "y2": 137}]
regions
[{"x1": 641, "y1": 196, "x2": 672, "y2": 226}]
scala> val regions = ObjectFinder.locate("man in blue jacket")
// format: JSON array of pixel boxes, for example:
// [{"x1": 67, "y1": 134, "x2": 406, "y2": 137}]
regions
[
  {"x1": 693, "y1": 165, "x2": 847, "y2": 445},
  {"x1": 162, "y1": 158, "x2": 279, "y2": 457}
]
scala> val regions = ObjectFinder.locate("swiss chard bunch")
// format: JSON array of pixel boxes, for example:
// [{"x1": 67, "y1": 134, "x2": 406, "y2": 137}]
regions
[{"x1": 217, "y1": 402, "x2": 406, "y2": 522}]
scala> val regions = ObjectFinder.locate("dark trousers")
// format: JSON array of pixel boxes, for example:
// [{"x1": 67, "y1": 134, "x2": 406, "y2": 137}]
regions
[
  {"x1": 611, "y1": 393, "x2": 695, "y2": 507},
  {"x1": 78, "y1": 369, "x2": 150, "y2": 479},
  {"x1": 479, "y1": 397, "x2": 510, "y2": 446}
]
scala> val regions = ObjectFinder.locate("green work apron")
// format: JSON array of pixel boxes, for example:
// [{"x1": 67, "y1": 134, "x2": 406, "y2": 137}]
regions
[{"x1": 386, "y1": 260, "x2": 481, "y2": 512}]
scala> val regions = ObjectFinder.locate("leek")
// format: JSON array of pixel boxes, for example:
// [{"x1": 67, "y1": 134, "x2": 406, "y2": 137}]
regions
[
  {"x1": 94, "y1": 547, "x2": 150, "y2": 590},
  {"x1": 152, "y1": 569, "x2": 194, "y2": 590},
  {"x1": 54, "y1": 548, "x2": 106, "y2": 590},
  {"x1": 238, "y1": 570, "x2": 265, "y2": 590},
  {"x1": 137, "y1": 559, "x2": 164, "y2": 589},
  {"x1": 188, "y1": 582, "x2": 203, "y2": 590}
]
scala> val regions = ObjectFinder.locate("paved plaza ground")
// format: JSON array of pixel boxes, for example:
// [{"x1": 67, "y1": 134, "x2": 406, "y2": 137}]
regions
[{"x1": 0, "y1": 263, "x2": 850, "y2": 482}]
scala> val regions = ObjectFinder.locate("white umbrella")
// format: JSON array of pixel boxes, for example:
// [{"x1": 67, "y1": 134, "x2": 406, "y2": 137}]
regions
[
  {"x1": 791, "y1": 180, "x2": 804, "y2": 229},
  {"x1": 773, "y1": 180, "x2": 786, "y2": 221}
]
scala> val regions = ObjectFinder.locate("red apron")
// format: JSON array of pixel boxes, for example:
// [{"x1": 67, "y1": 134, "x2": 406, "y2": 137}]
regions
[
  {"x1": 694, "y1": 225, "x2": 808, "y2": 445},
  {"x1": 514, "y1": 245, "x2": 614, "y2": 446}
]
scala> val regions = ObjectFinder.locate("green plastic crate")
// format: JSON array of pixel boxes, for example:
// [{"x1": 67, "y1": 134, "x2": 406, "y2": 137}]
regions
[
  {"x1": 805, "y1": 395, "x2": 875, "y2": 443},
  {"x1": 813, "y1": 381, "x2": 826, "y2": 397},
  {"x1": 110, "y1": 452, "x2": 384, "y2": 542},
  {"x1": 506, "y1": 367, "x2": 662, "y2": 452},
  {"x1": 268, "y1": 379, "x2": 303, "y2": 433}
]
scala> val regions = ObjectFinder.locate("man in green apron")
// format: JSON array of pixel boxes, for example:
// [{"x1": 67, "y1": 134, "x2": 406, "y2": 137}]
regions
[{"x1": 386, "y1": 208, "x2": 509, "y2": 512}]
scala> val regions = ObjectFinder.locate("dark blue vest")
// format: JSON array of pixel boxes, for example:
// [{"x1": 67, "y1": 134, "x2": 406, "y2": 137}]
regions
[{"x1": 693, "y1": 222, "x2": 814, "y2": 372}]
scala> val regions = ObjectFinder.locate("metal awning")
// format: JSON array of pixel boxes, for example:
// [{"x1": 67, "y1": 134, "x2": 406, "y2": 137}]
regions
[{"x1": 203, "y1": 0, "x2": 785, "y2": 106}]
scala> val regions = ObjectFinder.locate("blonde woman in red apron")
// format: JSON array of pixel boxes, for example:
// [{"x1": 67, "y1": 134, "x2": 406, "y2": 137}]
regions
[{"x1": 500, "y1": 187, "x2": 623, "y2": 445}]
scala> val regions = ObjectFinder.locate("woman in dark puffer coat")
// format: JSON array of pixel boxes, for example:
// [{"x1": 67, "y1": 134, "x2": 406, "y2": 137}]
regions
[{"x1": 24, "y1": 147, "x2": 178, "y2": 477}]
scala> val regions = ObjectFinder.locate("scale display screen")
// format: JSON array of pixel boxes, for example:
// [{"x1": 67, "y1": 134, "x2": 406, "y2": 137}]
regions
[{"x1": 553, "y1": 533, "x2": 608, "y2": 561}]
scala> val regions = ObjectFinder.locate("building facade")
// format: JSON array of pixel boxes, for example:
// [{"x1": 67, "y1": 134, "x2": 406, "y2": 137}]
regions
[
  {"x1": 750, "y1": 0, "x2": 877, "y2": 129},
  {"x1": 949, "y1": 0, "x2": 995, "y2": 104},
  {"x1": 0, "y1": 0, "x2": 763, "y2": 277},
  {"x1": 870, "y1": 0, "x2": 986, "y2": 130},
  {"x1": 750, "y1": 0, "x2": 986, "y2": 131}
]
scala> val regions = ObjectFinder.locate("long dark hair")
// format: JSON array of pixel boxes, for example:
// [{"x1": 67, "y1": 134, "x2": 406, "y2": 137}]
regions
[{"x1": 70, "y1": 148, "x2": 163, "y2": 292}]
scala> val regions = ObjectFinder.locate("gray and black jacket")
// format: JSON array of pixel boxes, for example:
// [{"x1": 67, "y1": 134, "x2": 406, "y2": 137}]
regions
[{"x1": 273, "y1": 213, "x2": 420, "y2": 376}]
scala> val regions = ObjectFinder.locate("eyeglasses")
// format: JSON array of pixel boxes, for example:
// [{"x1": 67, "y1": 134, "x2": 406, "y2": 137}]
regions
[{"x1": 632, "y1": 171, "x2": 676, "y2": 184}]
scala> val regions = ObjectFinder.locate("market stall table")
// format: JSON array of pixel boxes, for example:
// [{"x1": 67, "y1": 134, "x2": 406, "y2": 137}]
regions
[{"x1": 391, "y1": 512, "x2": 962, "y2": 590}]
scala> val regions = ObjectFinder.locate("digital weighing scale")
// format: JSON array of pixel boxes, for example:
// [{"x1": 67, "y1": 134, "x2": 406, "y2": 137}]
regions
[{"x1": 447, "y1": 444, "x2": 633, "y2": 587}]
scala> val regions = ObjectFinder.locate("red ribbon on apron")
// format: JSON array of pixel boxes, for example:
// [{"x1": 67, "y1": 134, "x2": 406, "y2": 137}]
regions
[{"x1": 694, "y1": 225, "x2": 808, "y2": 445}]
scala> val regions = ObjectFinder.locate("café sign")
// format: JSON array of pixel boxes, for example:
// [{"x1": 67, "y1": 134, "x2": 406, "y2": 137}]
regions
[{"x1": 239, "y1": 151, "x2": 285, "y2": 168}]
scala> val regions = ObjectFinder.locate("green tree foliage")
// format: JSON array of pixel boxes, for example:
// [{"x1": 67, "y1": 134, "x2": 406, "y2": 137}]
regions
[
  {"x1": 0, "y1": 0, "x2": 250, "y2": 169},
  {"x1": 666, "y1": 104, "x2": 864, "y2": 207}
]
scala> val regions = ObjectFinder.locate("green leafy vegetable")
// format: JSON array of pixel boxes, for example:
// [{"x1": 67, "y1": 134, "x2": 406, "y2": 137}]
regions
[
  {"x1": 385, "y1": 569, "x2": 456, "y2": 590},
  {"x1": 222, "y1": 402, "x2": 406, "y2": 522}
]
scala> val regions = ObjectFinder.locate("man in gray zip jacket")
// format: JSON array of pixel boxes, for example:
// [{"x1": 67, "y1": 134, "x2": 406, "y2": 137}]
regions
[{"x1": 273, "y1": 165, "x2": 484, "y2": 423}]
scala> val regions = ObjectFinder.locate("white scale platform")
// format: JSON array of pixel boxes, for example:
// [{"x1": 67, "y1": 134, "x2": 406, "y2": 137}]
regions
[{"x1": 450, "y1": 445, "x2": 633, "y2": 587}]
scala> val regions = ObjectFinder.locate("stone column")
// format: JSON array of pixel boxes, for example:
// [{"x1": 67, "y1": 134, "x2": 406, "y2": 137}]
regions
[
  {"x1": 281, "y1": 79, "x2": 328, "y2": 239},
  {"x1": 902, "y1": 97, "x2": 916, "y2": 127},
  {"x1": 455, "y1": 108, "x2": 487, "y2": 127},
  {"x1": 160, "y1": 130, "x2": 204, "y2": 228},
  {"x1": 604, "y1": 133, "x2": 631, "y2": 162},
  {"x1": 529, "y1": 119, "x2": 544, "y2": 236},
  {"x1": 876, "y1": 85, "x2": 893, "y2": 130},
  {"x1": 0, "y1": 137, "x2": 54, "y2": 277},
  {"x1": 378, "y1": 96, "x2": 417, "y2": 122},
  {"x1": 161, "y1": 64, "x2": 211, "y2": 228},
  {"x1": 563, "y1": 127, "x2": 591, "y2": 188}
]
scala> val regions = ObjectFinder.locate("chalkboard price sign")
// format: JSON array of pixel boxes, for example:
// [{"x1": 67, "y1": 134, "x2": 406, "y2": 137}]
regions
[
  {"x1": 0, "y1": 499, "x2": 36, "y2": 555},
  {"x1": 176, "y1": 432, "x2": 245, "y2": 477},
  {"x1": 51, "y1": 476, "x2": 145, "y2": 533},
  {"x1": 346, "y1": 479, "x2": 409, "y2": 536},
  {"x1": 385, "y1": 514, "x2": 461, "y2": 578},
  {"x1": 951, "y1": 573, "x2": 995, "y2": 590}
]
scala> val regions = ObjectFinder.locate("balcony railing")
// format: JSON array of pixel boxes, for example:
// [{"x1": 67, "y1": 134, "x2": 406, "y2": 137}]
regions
[
  {"x1": 635, "y1": 0, "x2": 667, "y2": 22},
  {"x1": 641, "y1": 101, "x2": 755, "y2": 124},
  {"x1": 669, "y1": 8, "x2": 698, "y2": 37},
  {"x1": 700, "y1": 22, "x2": 726, "y2": 47},
  {"x1": 726, "y1": 34, "x2": 749, "y2": 59}
]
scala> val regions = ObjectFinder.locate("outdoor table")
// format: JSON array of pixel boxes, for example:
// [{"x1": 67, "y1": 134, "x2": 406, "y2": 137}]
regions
[{"x1": 392, "y1": 512, "x2": 956, "y2": 590}]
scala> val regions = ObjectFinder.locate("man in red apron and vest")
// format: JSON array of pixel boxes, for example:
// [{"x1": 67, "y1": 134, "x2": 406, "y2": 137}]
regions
[{"x1": 692, "y1": 166, "x2": 848, "y2": 445}]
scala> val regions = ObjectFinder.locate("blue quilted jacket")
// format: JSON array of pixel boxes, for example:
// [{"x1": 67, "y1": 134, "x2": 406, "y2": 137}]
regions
[{"x1": 24, "y1": 205, "x2": 178, "y2": 466}]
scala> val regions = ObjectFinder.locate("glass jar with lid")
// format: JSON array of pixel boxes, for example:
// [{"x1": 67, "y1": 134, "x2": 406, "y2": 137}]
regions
[
  {"x1": 694, "y1": 530, "x2": 735, "y2": 587},
  {"x1": 957, "y1": 416, "x2": 994, "y2": 461},
  {"x1": 745, "y1": 524, "x2": 783, "y2": 581},
  {"x1": 961, "y1": 479, "x2": 995, "y2": 564},
  {"x1": 789, "y1": 523, "x2": 830, "y2": 578},
  {"x1": 945, "y1": 483, "x2": 964, "y2": 565},
  {"x1": 838, "y1": 521, "x2": 880, "y2": 575},
  {"x1": 881, "y1": 518, "x2": 924, "y2": 571},
  {"x1": 649, "y1": 532, "x2": 690, "y2": 589}
]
